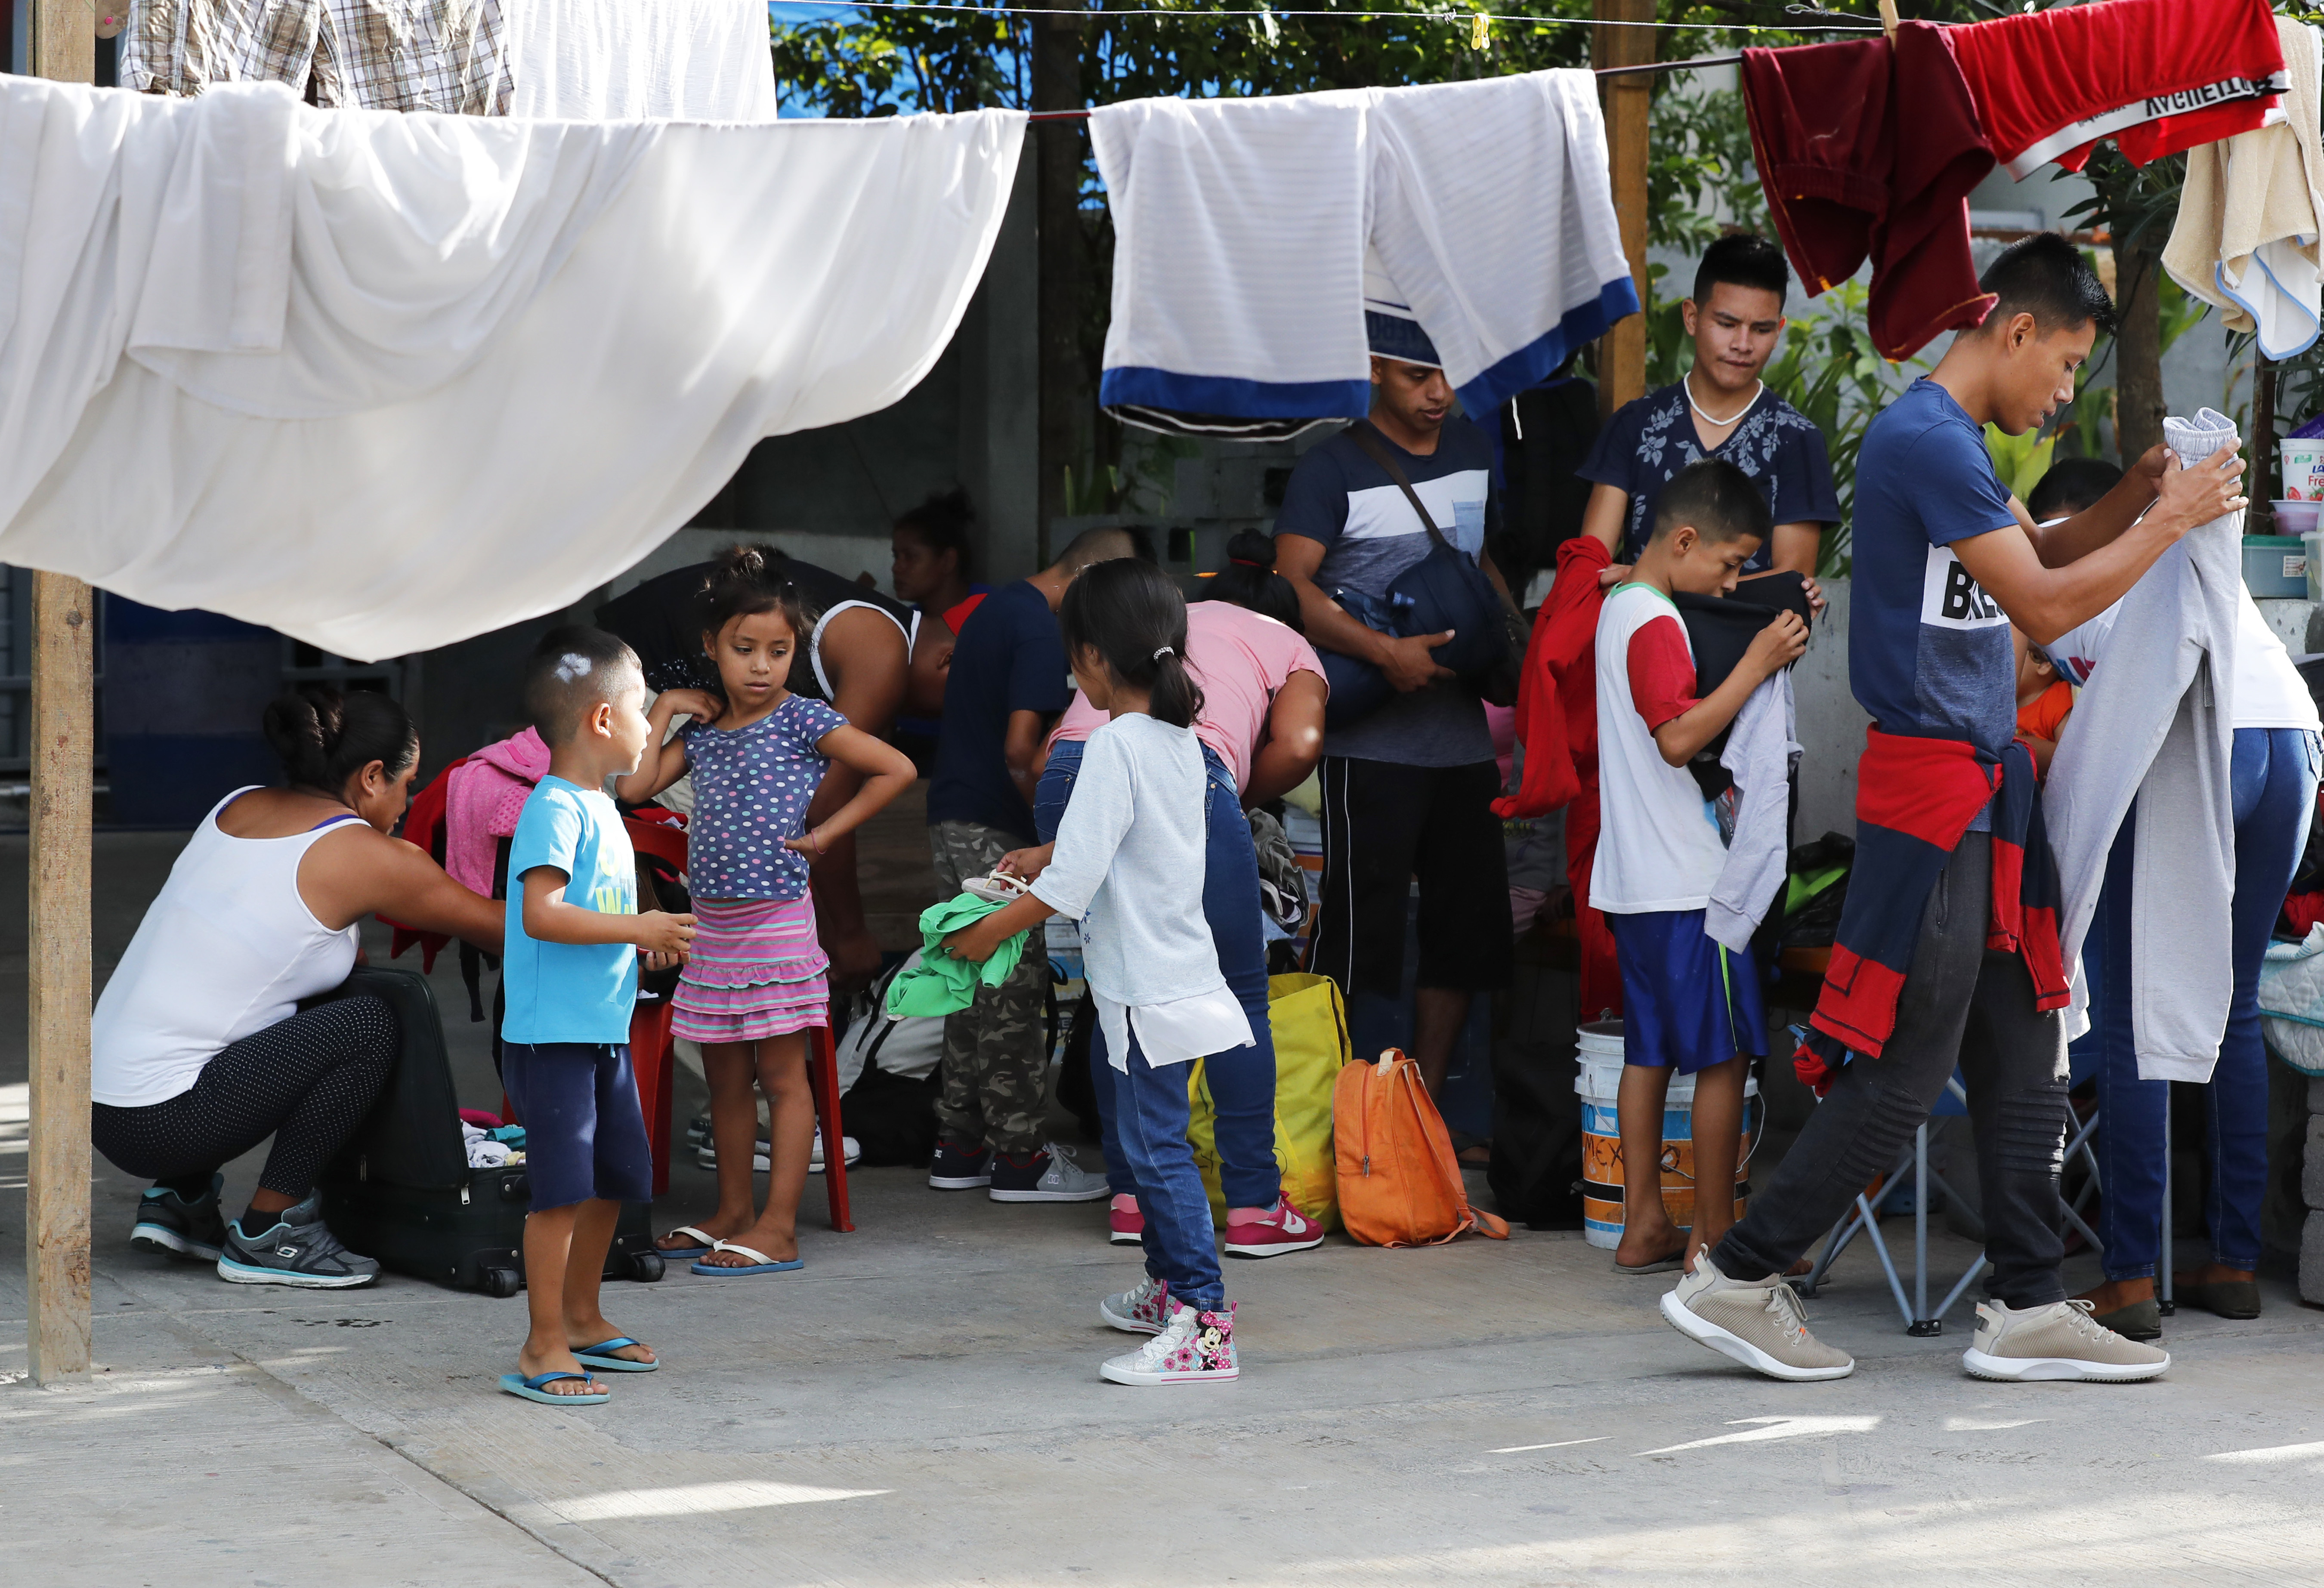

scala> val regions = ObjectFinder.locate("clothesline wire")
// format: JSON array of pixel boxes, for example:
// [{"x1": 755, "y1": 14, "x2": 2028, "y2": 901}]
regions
[
  {"x1": 1014, "y1": 50, "x2": 1740, "y2": 113},
  {"x1": 769, "y1": 1, "x2": 1880, "y2": 31}
]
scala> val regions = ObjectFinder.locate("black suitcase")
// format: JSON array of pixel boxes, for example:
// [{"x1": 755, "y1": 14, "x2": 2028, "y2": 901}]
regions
[{"x1": 318, "y1": 966, "x2": 664, "y2": 1297}]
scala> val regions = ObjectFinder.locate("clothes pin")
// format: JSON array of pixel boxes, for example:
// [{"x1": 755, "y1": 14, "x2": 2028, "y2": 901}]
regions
[
  {"x1": 1878, "y1": 0, "x2": 1899, "y2": 39},
  {"x1": 1471, "y1": 10, "x2": 1490, "y2": 50}
]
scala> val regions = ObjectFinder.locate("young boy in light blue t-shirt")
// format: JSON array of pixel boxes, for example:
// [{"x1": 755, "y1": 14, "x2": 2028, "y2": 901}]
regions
[{"x1": 498, "y1": 626, "x2": 695, "y2": 1407}]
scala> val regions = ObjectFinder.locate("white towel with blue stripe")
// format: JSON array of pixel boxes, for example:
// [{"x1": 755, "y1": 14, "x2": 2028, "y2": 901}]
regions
[{"x1": 1092, "y1": 70, "x2": 1637, "y2": 439}]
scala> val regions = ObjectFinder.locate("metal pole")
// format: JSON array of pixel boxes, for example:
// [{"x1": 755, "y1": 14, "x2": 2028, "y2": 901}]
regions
[{"x1": 25, "y1": 0, "x2": 97, "y2": 1388}]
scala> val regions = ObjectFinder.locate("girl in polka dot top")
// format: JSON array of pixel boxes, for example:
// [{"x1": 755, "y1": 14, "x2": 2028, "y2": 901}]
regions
[{"x1": 615, "y1": 547, "x2": 915, "y2": 1277}]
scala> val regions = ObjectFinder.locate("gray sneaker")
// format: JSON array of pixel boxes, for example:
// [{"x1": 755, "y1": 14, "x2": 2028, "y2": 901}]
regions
[
  {"x1": 989, "y1": 1143, "x2": 1111, "y2": 1203},
  {"x1": 216, "y1": 1194, "x2": 380, "y2": 1289},
  {"x1": 1661, "y1": 1252, "x2": 1855, "y2": 1381},
  {"x1": 1962, "y1": 1298, "x2": 2170, "y2": 1383},
  {"x1": 130, "y1": 1174, "x2": 227, "y2": 1262}
]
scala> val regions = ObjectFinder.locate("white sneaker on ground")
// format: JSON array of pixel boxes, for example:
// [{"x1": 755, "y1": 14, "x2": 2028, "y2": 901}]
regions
[
  {"x1": 1962, "y1": 1298, "x2": 2171, "y2": 1383},
  {"x1": 1099, "y1": 1302, "x2": 1238, "y2": 1385},
  {"x1": 1100, "y1": 1275, "x2": 1177, "y2": 1335},
  {"x1": 1660, "y1": 1252, "x2": 1854, "y2": 1381}
]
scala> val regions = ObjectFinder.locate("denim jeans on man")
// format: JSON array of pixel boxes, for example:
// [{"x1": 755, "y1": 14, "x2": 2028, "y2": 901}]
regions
[
  {"x1": 1712, "y1": 832, "x2": 2074, "y2": 1306},
  {"x1": 1036, "y1": 739, "x2": 1280, "y2": 1209},
  {"x1": 2095, "y1": 726, "x2": 2321, "y2": 1279}
]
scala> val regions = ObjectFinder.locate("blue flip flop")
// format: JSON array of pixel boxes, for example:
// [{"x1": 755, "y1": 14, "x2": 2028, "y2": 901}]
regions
[
  {"x1": 690, "y1": 1240, "x2": 804, "y2": 1277},
  {"x1": 573, "y1": 1336, "x2": 659, "y2": 1372},
  {"x1": 499, "y1": 1370, "x2": 609, "y2": 1405}
]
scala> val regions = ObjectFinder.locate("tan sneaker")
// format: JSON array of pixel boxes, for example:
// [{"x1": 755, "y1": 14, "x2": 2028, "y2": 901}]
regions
[
  {"x1": 1962, "y1": 1299, "x2": 2170, "y2": 1383},
  {"x1": 1661, "y1": 1252, "x2": 1854, "y2": 1381}
]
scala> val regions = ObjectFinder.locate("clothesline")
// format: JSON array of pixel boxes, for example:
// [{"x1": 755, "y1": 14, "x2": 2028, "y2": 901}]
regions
[
  {"x1": 768, "y1": 0, "x2": 1881, "y2": 31},
  {"x1": 1018, "y1": 49, "x2": 1744, "y2": 117}
]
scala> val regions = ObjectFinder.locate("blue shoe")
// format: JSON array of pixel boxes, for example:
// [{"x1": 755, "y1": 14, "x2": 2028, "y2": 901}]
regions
[
  {"x1": 927, "y1": 1138, "x2": 992, "y2": 1190},
  {"x1": 689, "y1": 1240, "x2": 804, "y2": 1276},
  {"x1": 572, "y1": 1336, "x2": 659, "y2": 1372},
  {"x1": 499, "y1": 1371, "x2": 609, "y2": 1405},
  {"x1": 131, "y1": 1174, "x2": 227, "y2": 1262},
  {"x1": 216, "y1": 1193, "x2": 378, "y2": 1289}
]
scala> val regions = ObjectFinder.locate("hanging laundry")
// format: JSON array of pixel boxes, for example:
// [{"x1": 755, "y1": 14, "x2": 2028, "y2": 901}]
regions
[
  {"x1": 1091, "y1": 70, "x2": 1635, "y2": 440},
  {"x1": 1947, "y1": 0, "x2": 2287, "y2": 180},
  {"x1": 122, "y1": 0, "x2": 510, "y2": 115},
  {"x1": 1740, "y1": 20, "x2": 1996, "y2": 363},
  {"x1": 2163, "y1": 20, "x2": 2324, "y2": 361},
  {"x1": 0, "y1": 77, "x2": 1023, "y2": 661},
  {"x1": 500, "y1": 0, "x2": 779, "y2": 123}
]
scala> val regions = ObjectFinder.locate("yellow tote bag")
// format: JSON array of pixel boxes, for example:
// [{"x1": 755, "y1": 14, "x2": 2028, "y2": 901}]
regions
[{"x1": 1186, "y1": 972, "x2": 1351, "y2": 1231}]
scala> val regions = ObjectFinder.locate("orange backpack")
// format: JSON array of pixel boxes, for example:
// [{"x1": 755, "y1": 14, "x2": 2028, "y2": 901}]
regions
[{"x1": 1332, "y1": 1048, "x2": 1511, "y2": 1248}]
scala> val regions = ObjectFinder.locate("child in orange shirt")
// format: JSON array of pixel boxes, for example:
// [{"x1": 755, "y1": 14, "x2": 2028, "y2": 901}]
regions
[{"x1": 2013, "y1": 627, "x2": 2073, "y2": 775}]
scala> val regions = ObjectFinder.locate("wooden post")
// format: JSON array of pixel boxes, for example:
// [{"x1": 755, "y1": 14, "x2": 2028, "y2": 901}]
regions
[
  {"x1": 1595, "y1": 0, "x2": 1654, "y2": 418},
  {"x1": 27, "y1": 0, "x2": 96, "y2": 1386},
  {"x1": 2253, "y1": 355, "x2": 2276, "y2": 535},
  {"x1": 1032, "y1": 14, "x2": 1085, "y2": 572}
]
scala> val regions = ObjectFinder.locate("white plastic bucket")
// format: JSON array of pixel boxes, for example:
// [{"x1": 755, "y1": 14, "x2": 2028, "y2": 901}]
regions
[
  {"x1": 2284, "y1": 437, "x2": 2324, "y2": 503},
  {"x1": 1576, "y1": 1020, "x2": 1758, "y2": 1250}
]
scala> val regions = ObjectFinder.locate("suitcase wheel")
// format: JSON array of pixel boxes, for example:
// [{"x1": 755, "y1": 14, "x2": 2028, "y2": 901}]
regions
[
  {"x1": 481, "y1": 1264, "x2": 523, "y2": 1299},
  {"x1": 627, "y1": 1250, "x2": 666, "y2": 1285}
]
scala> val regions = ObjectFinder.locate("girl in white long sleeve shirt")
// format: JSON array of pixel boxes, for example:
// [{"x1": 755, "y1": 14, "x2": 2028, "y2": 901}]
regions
[{"x1": 943, "y1": 559, "x2": 1252, "y2": 1386}]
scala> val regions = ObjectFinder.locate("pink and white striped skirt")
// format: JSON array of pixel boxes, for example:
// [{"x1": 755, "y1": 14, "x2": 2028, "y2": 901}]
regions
[{"x1": 670, "y1": 894, "x2": 829, "y2": 1044}]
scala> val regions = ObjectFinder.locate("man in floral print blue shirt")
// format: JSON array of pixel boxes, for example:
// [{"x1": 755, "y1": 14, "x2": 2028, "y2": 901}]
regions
[{"x1": 1578, "y1": 234, "x2": 1840, "y2": 596}]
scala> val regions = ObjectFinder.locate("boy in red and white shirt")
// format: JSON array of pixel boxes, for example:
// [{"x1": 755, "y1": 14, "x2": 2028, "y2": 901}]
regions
[{"x1": 1593, "y1": 459, "x2": 1807, "y2": 1275}]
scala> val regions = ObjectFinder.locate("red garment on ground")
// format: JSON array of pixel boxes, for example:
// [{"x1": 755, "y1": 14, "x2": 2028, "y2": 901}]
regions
[
  {"x1": 1741, "y1": 20, "x2": 1996, "y2": 362},
  {"x1": 1948, "y1": 0, "x2": 2287, "y2": 179},
  {"x1": 1493, "y1": 534, "x2": 1619, "y2": 1019}
]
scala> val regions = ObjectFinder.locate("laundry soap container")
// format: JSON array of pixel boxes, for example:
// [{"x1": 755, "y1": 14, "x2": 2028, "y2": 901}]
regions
[{"x1": 2244, "y1": 534, "x2": 2309, "y2": 599}]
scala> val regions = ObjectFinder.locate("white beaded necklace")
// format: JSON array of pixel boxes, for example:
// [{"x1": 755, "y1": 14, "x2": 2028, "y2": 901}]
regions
[{"x1": 1685, "y1": 371, "x2": 1762, "y2": 431}]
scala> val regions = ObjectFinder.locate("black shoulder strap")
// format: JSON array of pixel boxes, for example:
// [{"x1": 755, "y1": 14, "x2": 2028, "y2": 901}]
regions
[{"x1": 1345, "y1": 421, "x2": 1455, "y2": 556}]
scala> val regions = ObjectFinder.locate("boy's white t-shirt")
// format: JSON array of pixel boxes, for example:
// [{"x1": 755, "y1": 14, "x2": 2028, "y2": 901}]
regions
[
  {"x1": 2041, "y1": 586, "x2": 2321, "y2": 731},
  {"x1": 1591, "y1": 582, "x2": 1730, "y2": 914}
]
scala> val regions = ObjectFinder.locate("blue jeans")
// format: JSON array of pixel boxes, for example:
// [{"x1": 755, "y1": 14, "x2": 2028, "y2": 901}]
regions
[
  {"x1": 1035, "y1": 739, "x2": 1281, "y2": 1210},
  {"x1": 1113, "y1": 1030, "x2": 1226, "y2": 1307},
  {"x1": 2095, "y1": 726, "x2": 2321, "y2": 1279}
]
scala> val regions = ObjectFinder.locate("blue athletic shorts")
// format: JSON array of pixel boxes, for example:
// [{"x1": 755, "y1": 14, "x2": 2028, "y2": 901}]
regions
[
  {"x1": 1604, "y1": 909, "x2": 1766, "y2": 1075},
  {"x1": 501, "y1": 1041, "x2": 654, "y2": 1211}
]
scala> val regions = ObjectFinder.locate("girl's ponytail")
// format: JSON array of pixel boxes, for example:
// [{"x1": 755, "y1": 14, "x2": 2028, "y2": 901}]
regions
[
  {"x1": 1058, "y1": 559, "x2": 1205, "y2": 731},
  {"x1": 1147, "y1": 645, "x2": 1202, "y2": 731}
]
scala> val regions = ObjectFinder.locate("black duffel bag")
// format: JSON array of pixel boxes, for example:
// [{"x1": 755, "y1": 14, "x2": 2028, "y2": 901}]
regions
[{"x1": 1320, "y1": 422, "x2": 1529, "y2": 729}]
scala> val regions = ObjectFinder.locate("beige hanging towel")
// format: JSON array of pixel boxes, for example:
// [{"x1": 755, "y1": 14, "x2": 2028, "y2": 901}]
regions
[{"x1": 2163, "y1": 17, "x2": 2324, "y2": 360}]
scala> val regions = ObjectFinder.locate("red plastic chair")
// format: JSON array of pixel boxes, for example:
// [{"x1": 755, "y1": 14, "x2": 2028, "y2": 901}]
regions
[{"x1": 807, "y1": 1022, "x2": 853, "y2": 1232}]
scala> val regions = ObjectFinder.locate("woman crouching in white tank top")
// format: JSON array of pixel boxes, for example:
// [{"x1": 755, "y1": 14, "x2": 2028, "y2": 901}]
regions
[{"x1": 91, "y1": 686, "x2": 502, "y2": 1288}]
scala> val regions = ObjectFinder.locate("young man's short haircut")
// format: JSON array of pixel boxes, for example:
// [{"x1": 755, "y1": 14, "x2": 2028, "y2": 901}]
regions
[
  {"x1": 1693, "y1": 232, "x2": 1790, "y2": 308},
  {"x1": 1977, "y1": 233, "x2": 2117, "y2": 339},
  {"x1": 524, "y1": 624, "x2": 643, "y2": 747},
  {"x1": 1652, "y1": 457, "x2": 1774, "y2": 547},
  {"x1": 1054, "y1": 525, "x2": 1153, "y2": 575},
  {"x1": 2025, "y1": 456, "x2": 2124, "y2": 522}
]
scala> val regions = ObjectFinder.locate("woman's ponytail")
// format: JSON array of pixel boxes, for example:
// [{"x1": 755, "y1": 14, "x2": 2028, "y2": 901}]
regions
[
  {"x1": 262, "y1": 683, "x2": 416, "y2": 794},
  {"x1": 1201, "y1": 529, "x2": 1302, "y2": 632},
  {"x1": 1058, "y1": 559, "x2": 1205, "y2": 731}
]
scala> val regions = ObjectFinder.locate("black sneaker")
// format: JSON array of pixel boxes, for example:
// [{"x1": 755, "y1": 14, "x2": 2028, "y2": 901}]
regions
[
  {"x1": 216, "y1": 1193, "x2": 380, "y2": 1289},
  {"x1": 927, "y1": 1138, "x2": 993, "y2": 1190},
  {"x1": 989, "y1": 1143, "x2": 1111, "y2": 1202},
  {"x1": 130, "y1": 1174, "x2": 227, "y2": 1262}
]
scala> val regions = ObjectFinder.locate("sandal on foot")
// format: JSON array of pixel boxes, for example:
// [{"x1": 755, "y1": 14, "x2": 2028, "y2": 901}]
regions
[
  {"x1": 573, "y1": 1336, "x2": 658, "y2": 1372},
  {"x1": 499, "y1": 1370, "x2": 608, "y2": 1405},
  {"x1": 655, "y1": 1225, "x2": 720, "y2": 1257},
  {"x1": 690, "y1": 1240, "x2": 804, "y2": 1277},
  {"x1": 1615, "y1": 1244, "x2": 1689, "y2": 1276}
]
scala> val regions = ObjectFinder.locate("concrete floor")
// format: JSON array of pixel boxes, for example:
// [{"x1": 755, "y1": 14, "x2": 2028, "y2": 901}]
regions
[{"x1": 8, "y1": 826, "x2": 2324, "y2": 1586}]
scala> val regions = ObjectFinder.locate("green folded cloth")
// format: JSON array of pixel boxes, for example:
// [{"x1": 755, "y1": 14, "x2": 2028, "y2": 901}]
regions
[{"x1": 884, "y1": 893, "x2": 1032, "y2": 1019}]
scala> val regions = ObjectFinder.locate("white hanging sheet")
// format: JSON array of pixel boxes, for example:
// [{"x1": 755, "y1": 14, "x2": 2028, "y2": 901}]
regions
[
  {"x1": 1092, "y1": 69, "x2": 1636, "y2": 438},
  {"x1": 501, "y1": 0, "x2": 781, "y2": 123},
  {"x1": 0, "y1": 77, "x2": 1023, "y2": 660}
]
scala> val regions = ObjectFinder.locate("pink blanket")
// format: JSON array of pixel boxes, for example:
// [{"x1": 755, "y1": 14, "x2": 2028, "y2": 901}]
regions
[{"x1": 443, "y1": 728, "x2": 550, "y2": 895}]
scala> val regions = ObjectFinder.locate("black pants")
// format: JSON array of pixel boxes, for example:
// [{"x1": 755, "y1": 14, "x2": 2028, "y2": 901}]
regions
[
  {"x1": 1310, "y1": 756, "x2": 1513, "y2": 998},
  {"x1": 92, "y1": 997, "x2": 397, "y2": 1202},
  {"x1": 1713, "y1": 833, "x2": 2072, "y2": 1307}
]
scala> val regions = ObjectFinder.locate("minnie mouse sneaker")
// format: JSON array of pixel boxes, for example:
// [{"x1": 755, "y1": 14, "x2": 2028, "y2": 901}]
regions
[{"x1": 1100, "y1": 1302, "x2": 1238, "y2": 1386}]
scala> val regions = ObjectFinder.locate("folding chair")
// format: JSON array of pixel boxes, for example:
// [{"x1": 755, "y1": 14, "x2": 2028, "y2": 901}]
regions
[{"x1": 1799, "y1": 1072, "x2": 1986, "y2": 1335}]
